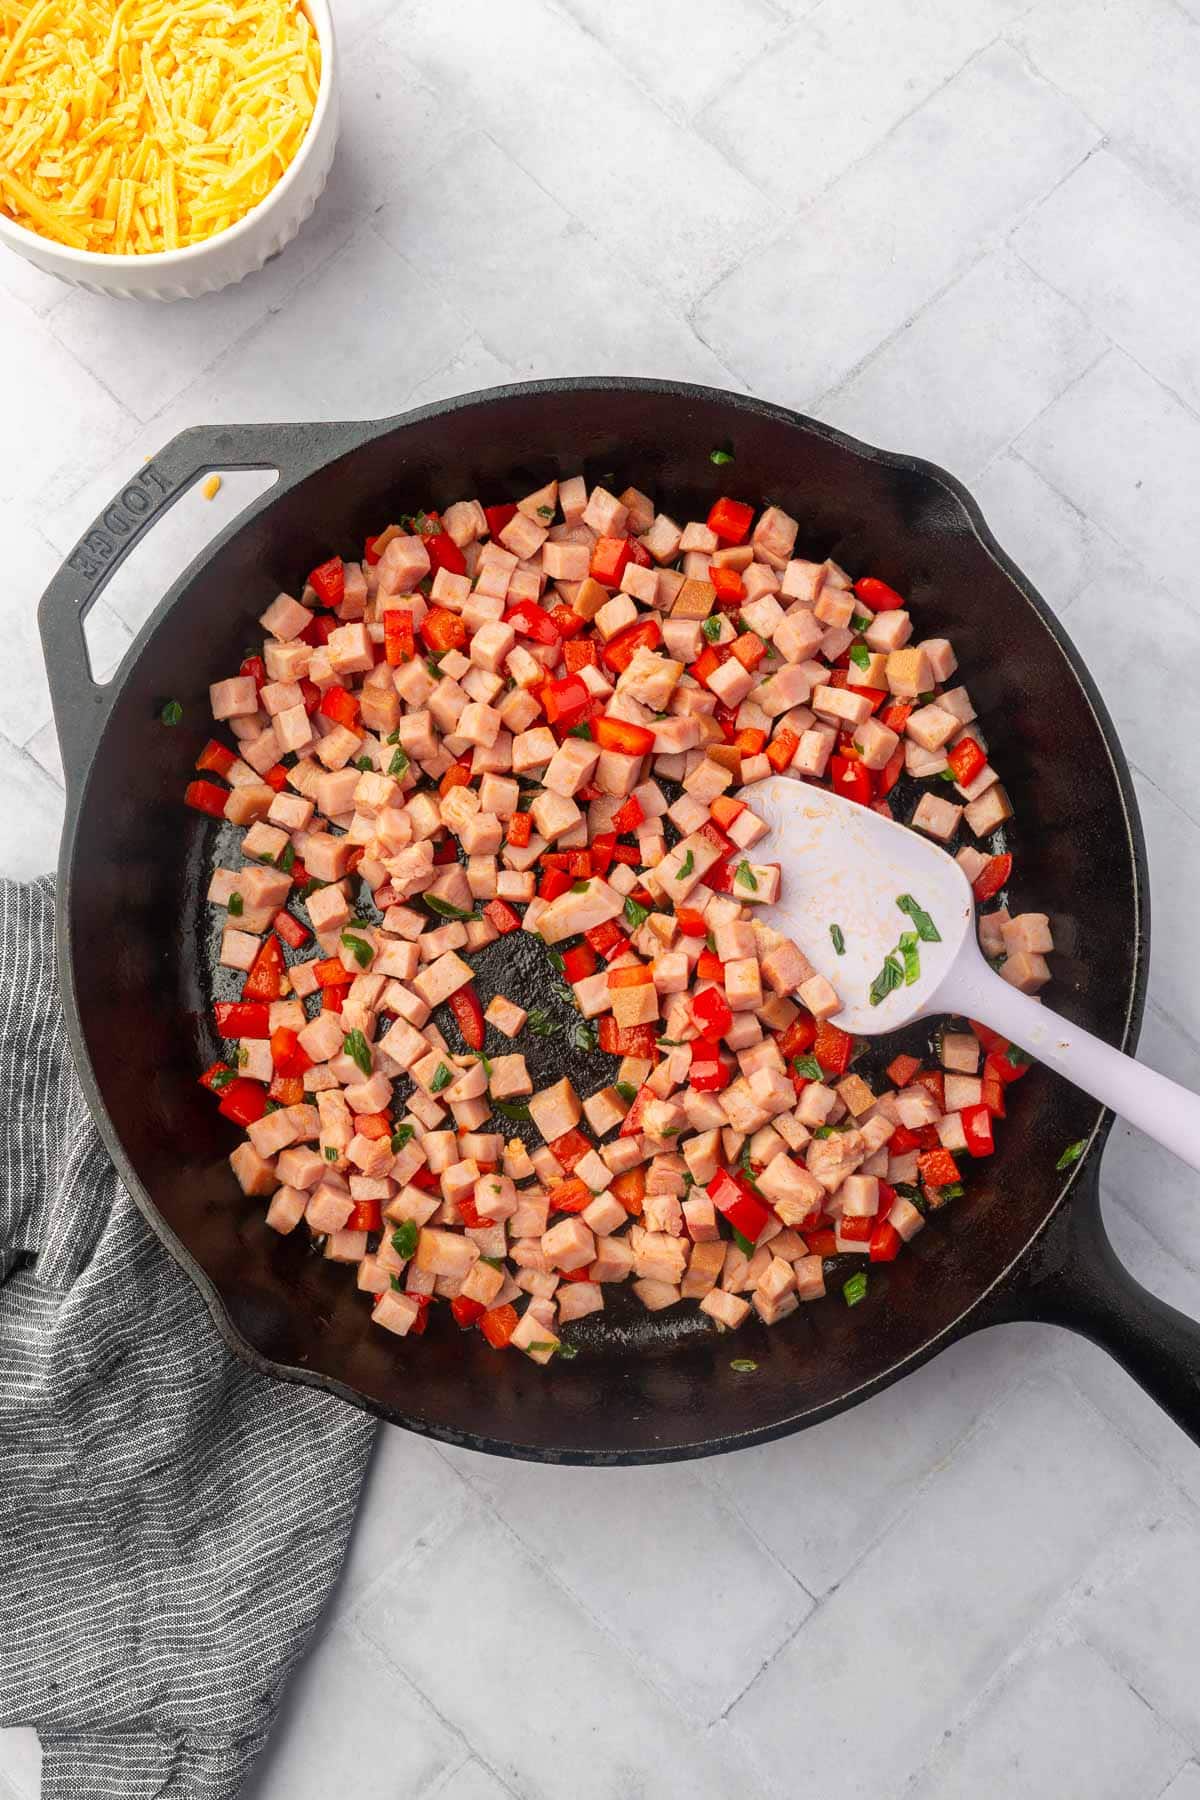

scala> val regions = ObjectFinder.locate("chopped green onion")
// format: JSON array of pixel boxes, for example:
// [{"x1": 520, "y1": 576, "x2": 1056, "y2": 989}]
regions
[
  {"x1": 731, "y1": 1226, "x2": 756, "y2": 1257},
  {"x1": 160, "y1": 699, "x2": 182, "y2": 726},
  {"x1": 937, "y1": 767, "x2": 958, "y2": 783},
  {"x1": 843, "y1": 1271, "x2": 868, "y2": 1307},
  {"x1": 917, "y1": 690, "x2": 935, "y2": 704},
  {"x1": 430, "y1": 1062, "x2": 452, "y2": 1094},
  {"x1": 390, "y1": 1274, "x2": 405, "y2": 1291},
  {"x1": 298, "y1": 877, "x2": 326, "y2": 901},
  {"x1": 568, "y1": 722, "x2": 593, "y2": 740},
  {"x1": 537, "y1": 505, "x2": 555, "y2": 519},
  {"x1": 869, "y1": 954, "x2": 904, "y2": 1007},
  {"x1": 390, "y1": 1124, "x2": 414, "y2": 1152},
  {"x1": 571, "y1": 879, "x2": 590, "y2": 893},
  {"x1": 556, "y1": 1341, "x2": 578, "y2": 1360},
  {"x1": 546, "y1": 949, "x2": 566, "y2": 974},
  {"x1": 892, "y1": 1182, "x2": 923, "y2": 1204},
  {"x1": 341, "y1": 932, "x2": 373, "y2": 968},
  {"x1": 493, "y1": 1099, "x2": 532, "y2": 1120},
  {"x1": 236, "y1": 1046, "x2": 249, "y2": 1067},
  {"x1": 387, "y1": 747, "x2": 410, "y2": 777},
  {"x1": 624, "y1": 896, "x2": 649, "y2": 930},
  {"x1": 208, "y1": 1067, "x2": 236, "y2": 1090},
  {"x1": 422, "y1": 893, "x2": 474, "y2": 921},
  {"x1": 899, "y1": 930, "x2": 921, "y2": 986},
  {"x1": 477, "y1": 1052, "x2": 493, "y2": 1077},
  {"x1": 1056, "y1": 1139, "x2": 1086, "y2": 1172},
  {"x1": 572, "y1": 1019, "x2": 597, "y2": 1054},
  {"x1": 526, "y1": 1009, "x2": 555, "y2": 1036},
  {"x1": 392, "y1": 1220, "x2": 418, "y2": 1258},
  {"x1": 730, "y1": 1358, "x2": 758, "y2": 1373},
  {"x1": 615, "y1": 1080, "x2": 639, "y2": 1104},
  {"x1": 527, "y1": 1340, "x2": 559, "y2": 1355},
  {"x1": 278, "y1": 842, "x2": 296, "y2": 874},
  {"x1": 793, "y1": 1053, "x2": 823, "y2": 1080},
  {"x1": 355, "y1": 755, "x2": 373, "y2": 772},
  {"x1": 709, "y1": 447, "x2": 735, "y2": 465},
  {"x1": 735, "y1": 861, "x2": 758, "y2": 891},
  {"x1": 850, "y1": 613, "x2": 872, "y2": 631},
  {"x1": 705, "y1": 931, "x2": 718, "y2": 954},
  {"x1": 227, "y1": 891, "x2": 243, "y2": 917},
  {"x1": 324, "y1": 1145, "x2": 338, "y2": 1162},
  {"x1": 895, "y1": 893, "x2": 941, "y2": 942},
  {"x1": 848, "y1": 644, "x2": 870, "y2": 671},
  {"x1": 343, "y1": 1028, "x2": 372, "y2": 1076},
  {"x1": 829, "y1": 922, "x2": 845, "y2": 955},
  {"x1": 701, "y1": 615, "x2": 722, "y2": 643},
  {"x1": 678, "y1": 850, "x2": 694, "y2": 879},
  {"x1": 386, "y1": 728, "x2": 402, "y2": 744},
  {"x1": 1006, "y1": 1044, "x2": 1033, "y2": 1068},
  {"x1": 814, "y1": 1124, "x2": 835, "y2": 1139}
]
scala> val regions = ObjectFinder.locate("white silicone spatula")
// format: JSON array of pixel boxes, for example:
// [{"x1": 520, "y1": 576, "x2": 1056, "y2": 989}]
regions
[{"x1": 740, "y1": 774, "x2": 1200, "y2": 1174}]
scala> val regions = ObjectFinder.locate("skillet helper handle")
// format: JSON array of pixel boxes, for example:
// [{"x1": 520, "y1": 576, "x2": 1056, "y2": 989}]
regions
[
  {"x1": 980, "y1": 1172, "x2": 1200, "y2": 1447},
  {"x1": 949, "y1": 956, "x2": 1200, "y2": 1176},
  {"x1": 37, "y1": 420, "x2": 361, "y2": 790}
]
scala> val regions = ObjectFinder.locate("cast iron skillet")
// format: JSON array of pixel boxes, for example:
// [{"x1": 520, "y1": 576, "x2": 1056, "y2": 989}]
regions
[{"x1": 38, "y1": 379, "x2": 1200, "y2": 1463}]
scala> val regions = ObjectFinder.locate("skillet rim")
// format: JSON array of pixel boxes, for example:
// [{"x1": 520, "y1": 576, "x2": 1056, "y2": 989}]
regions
[{"x1": 49, "y1": 376, "x2": 1149, "y2": 1463}]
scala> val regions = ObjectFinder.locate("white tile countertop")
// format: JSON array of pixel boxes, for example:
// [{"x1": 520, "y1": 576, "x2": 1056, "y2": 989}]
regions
[{"x1": 4, "y1": 0, "x2": 1200, "y2": 1795}]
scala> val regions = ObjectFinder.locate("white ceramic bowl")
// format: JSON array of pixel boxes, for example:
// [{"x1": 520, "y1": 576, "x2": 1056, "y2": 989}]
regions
[{"x1": 0, "y1": 0, "x2": 337, "y2": 302}]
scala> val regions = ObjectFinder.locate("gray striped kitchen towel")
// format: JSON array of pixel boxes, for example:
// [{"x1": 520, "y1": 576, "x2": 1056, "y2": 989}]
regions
[{"x1": 0, "y1": 877, "x2": 377, "y2": 1799}]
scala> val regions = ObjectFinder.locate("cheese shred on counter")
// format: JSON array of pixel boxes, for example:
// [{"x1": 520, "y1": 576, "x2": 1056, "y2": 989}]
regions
[{"x1": 0, "y1": 0, "x2": 320, "y2": 253}]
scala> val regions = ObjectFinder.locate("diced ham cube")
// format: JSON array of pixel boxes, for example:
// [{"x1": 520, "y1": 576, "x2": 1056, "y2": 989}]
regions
[
  {"x1": 911, "y1": 792, "x2": 963, "y2": 842},
  {"x1": 210, "y1": 676, "x2": 258, "y2": 720},
  {"x1": 528, "y1": 1077, "x2": 582, "y2": 1143},
  {"x1": 699, "y1": 1288, "x2": 750, "y2": 1329},
  {"x1": 259, "y1": 592, "x2": 314, "y2": 642}
]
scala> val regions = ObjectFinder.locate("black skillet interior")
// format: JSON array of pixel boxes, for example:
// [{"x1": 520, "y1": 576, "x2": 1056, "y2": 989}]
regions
[{"x1": 50, "y1": 382, "x2": 1144, "y2": 1461}]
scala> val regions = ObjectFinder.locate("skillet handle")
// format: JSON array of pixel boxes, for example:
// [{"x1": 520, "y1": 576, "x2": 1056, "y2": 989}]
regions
[
  {"x1": 37, "y1": 420, "x2": 363, "y2": 790},
  {"x1": 972, "y1": 1166, "x2": 1200, "y2": 1445}
]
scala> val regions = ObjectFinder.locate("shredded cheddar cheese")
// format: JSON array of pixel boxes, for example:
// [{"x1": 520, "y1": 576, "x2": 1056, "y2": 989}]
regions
[{"x1": 0, "y1": 0, "x2": 319, "y2": 254}]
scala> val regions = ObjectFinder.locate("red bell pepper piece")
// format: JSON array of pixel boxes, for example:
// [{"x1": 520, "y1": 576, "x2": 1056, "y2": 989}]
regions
[
  {"x1": 479, "y1": 1302, "x2": 519, "y2": 1348},
  {"x1": 448, "y1": 982, "x2": 485, "y2": 1051},
  {"x1": 598, "y1": 1017, "x2": 658, "y2": 1059},
  {"x1": 384, "y1": 610, "x2": 415, "y2": 666},
  {"x1": 695, "y1": 949, "x2": 724, "y2": 986},
  {"x1": 544, "y1": 605, "x2": 583, "y2": 641},
  {"x1": 760, "y1": 730, "x2": 798, "y2": 777},
  {"x1": 985, "y1": 1048, "x2": 1029, "y2": 1088},
  {"x1": 972, "y1": 853, "x2": 1012, "y2": 903},
  {"x1": 887, "y1": 1053, "x2": 921, "y2": 1088},
  {"x1": 838, "y1": 1213, "x2": 874, "y2": 1241},
  {"x1": 268, "y1": 1073, "x2": 305, "y2": 1107},
  {"x1": 504, "y1": 598, "x2": 560, "y2": 646},
  {"x1": 688, "y1": 643, "x2": 726, "y2": 690},
  {"x1": 548, "y1": 1177, "x2": 592, "y2": 1215},
  {"x1": 813, "y1": 1019, "x2": 853, "y2": 1076},
  {"x1": 592, "y1": 715, "x2": 655, "y2": 757},
  {"x1": 195, "y1": 739, "x2": 235, "y2": 778},
  {"x1": 877, "y1": 743, "x2": 905, "y2": 797},
  {"x1": 778, "y1": 1011, "x2": 818, "y2": 1058},
  {"x1": 590, "y1": 536, "x2": 633, "y2": 589},
  {"x1": 706, "y1": 496, "x2": 754, "y2": 545},
  {"x1": 184, "y1": 779, "x2": 228, "y2": 819},
  {"x1": 216, "y1": 1078, "x2": 269, "y2": 1126},
  {"x1": 439, "y1": 758, "x2": 474, "y2": 800},
  {"x1": 484, "y1": 503, "x2": 517, "y2": 540},
  {"x1": 562, "y1": 638, "x2": 599, "y2": 673},
  {"x1": 853, "y1": 575, "x2": 905, "y2": 611},
  {"x1": 608, "y1": 1167, "x2": 645, "y2": 1216},
  {"x1": 601, "y1": 617, "x2": 661, "y2": 674},
  {"x1": 312, "y1": 955, "x2": 350, "y2": 989},
  {"x1": 483, "y1": 897, "x2": 522, "y2": 934},
  {"x1": 355, "y1": 1113, "x2": 392, "y2": 1140},
  {"x1": 426, "y1": 533, "x2": 467, "y2": 577},
  {"x1": 829, "y1": 753, "x2": 874, "y2": 807},
  {"x1": 918, "y1": 1147, "x2": 961, "y2": 1188},
  {"x1": 299, "y1": 614, "x2": 336, "y2": 649},
  {"x1": 869, "y1": 1220, "x2": 902, "y2": 1262},
  {"x1": 308, "y1": 557, "x2": 344, "y2": 608},
  {"x1": 708, "y1": 564, "x2": 745, "y2": 605},
  {"x1": 421, "y1": 606, "x2": 468, "y2": 655},
  {"x1": 561, "y1": 943, "x2": 598, "y2": 984},
  {"x1": 242, "y1": 934, "x2": 285, "y2": 1002},
  {"x1": 888, "y1": 1123, "x2": 923, "y2": 1154},
  {"x1": 270, "y1": 1025, "x2": 311, "y2": 1078},
  {"x1": 319, "y1": 684, "x2": 359, "y2": 730},
  {"x1": 980, "y1": 1063, "x2": 1008, "y2": 1118},
  {"x1": 272, "y1": 909, "x2": 310, "y2": 949},
  {"x1": 321, "y1": 985, "x2": 348, "y2": 1013},
  {"x1": 733, "y1": 728, "x2": 767, "y2": 759},
  {"x1": 587, "y1": 831, "x2": 615, "y2": 876},
  {"x1": 675, "y1": 906, "x2": 707, "y2": 937},
  {"x1": 690, "y1": 1042, "x2": 733, "y2": 1092},
  {"x1": 457, "y1": 1194, "x2": 496, "y2": 1230},
  {"x1": 506, "y1": 811, "x2": 532, "y2": 848},
  {"x1": 213, "y1": 999, "x2": 270, "y2": 1038},
  {"x1": 946, "y1": 736, "x2": 987, "y2": 786},
  {"x1": 451, "y1": 1294, "x2": 486, "y2": 1328},
  {"x1": 730, "y1": 631, "x2": 767, "y2": 671},
  {"x1": 198, "y1": 1060, "x2": 233, "y2": 1093},
  {"x1": 610, "y1": 795, "x2": 645, "y2": 834},
  {"x1": 961, "y1": 1103, "x2": 995, "y2": 1157},
  {"x1": 240, "y1": 654, "x2": 266, "y2": 690},
  {"x1": 546, "y1": 1128, "x2": 590, "y2": 1172},
  {"x1": 607, "y1": 963, "x2": 652, "y2": 990},
  {"x1": 880, "y1": 700, "x2": 913, "y2": 734},
  {"x1": 261, "y1": 763, "x2": 289, "y2": 792},
  {"x1": 708, "y1": 1167, "x2": 770, "y2": 1242},
  {"x1": 692, "y1": 984, "x2": 733, "y2": 1041},
  {"x1": 537, "y1": 867, "x2": 570, "y2": 901},
  {"x1": 347, "y1": 1200, "x2": 383, "y2": 1233},
  {"x1": 297, "y1": 679, "x2": 321, "y2": 716},
  {"x1": 584, "y1": 919, "x2": 627, "y2": 960},
  {"x1": 543, "y1": 673, "x2": 592, "y2": 729}
]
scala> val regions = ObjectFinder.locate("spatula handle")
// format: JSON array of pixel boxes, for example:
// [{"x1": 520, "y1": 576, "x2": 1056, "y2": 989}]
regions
[{"x1": 946, "y1": 955, "x2": 1200, "y2": 1175}]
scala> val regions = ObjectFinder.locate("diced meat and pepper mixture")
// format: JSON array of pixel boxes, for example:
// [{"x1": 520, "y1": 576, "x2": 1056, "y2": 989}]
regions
[{"x1": 186, "y1": 478, "x2": 1050, "y2": 1359}]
